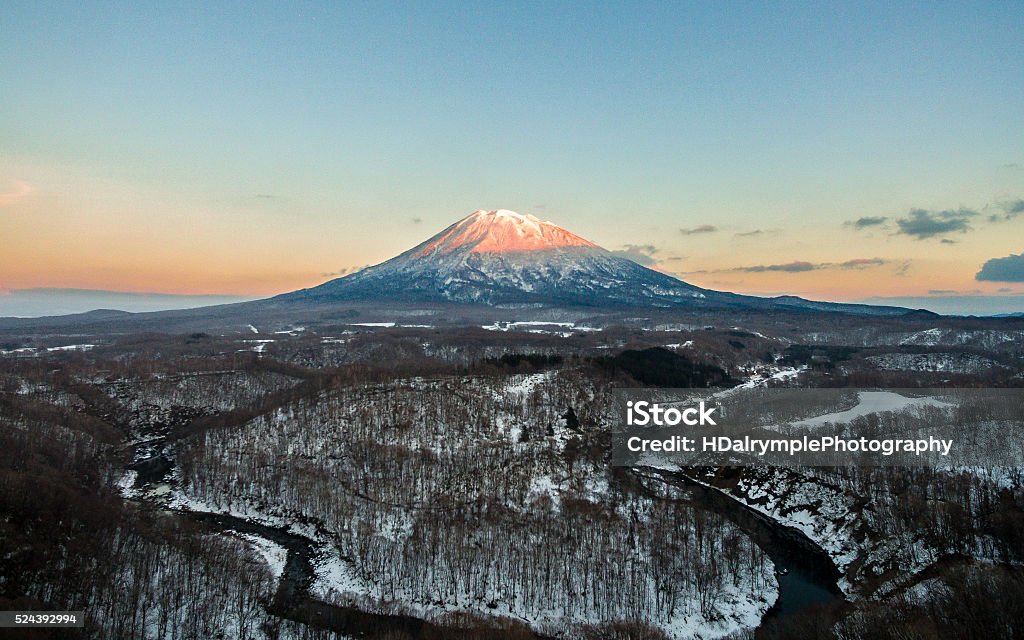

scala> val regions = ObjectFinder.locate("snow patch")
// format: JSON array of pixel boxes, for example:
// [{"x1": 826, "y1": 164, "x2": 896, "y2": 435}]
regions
[{"x1": 231, "y1": 532, "x2": 288, "y2": 581}]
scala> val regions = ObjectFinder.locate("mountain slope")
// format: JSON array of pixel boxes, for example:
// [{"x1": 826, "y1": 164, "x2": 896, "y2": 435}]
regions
[{"x1": 276, "y1": 209, "x2": 911, "y2": 315}]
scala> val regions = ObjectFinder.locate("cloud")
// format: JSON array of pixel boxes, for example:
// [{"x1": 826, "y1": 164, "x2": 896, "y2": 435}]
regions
[
  {"x1": 736, "y1": 261, "x2": 816, "y2": 273},
  {"x1": 989, "y1": 199, "x2": 1024, "y2": 222},
  {"x1": 895, "y1": 208, "x2": 976, "y2": 239},
  {"x1": 254, "y1": 193, "x2": 276, "y2": 200},
  {"x1": 927, "y1": 288, "x2": 984, "y2": 296},
  {"x1": 321, "y1": 265, "x2": 367, "y2": 278},
  {"x1": 976, "y1": 252, "x2": 1024, "y2": 282},
  {"x1": 411, "y1": 217, "x2": 423, "y2": 224},
  {"x1": 998, "y1": 287, "x2": 1014, "y2": 293},
  {"x1": 940, "y1": 239, "x2": 957, "y2": 244},
  {"x1": 730, "y1": 257, "x2": 888, "y2": 273},
  {"x1": 895, "y1": 261, "x2": 911, "y2": 277},
  {"x1": 838, "y1": 258, "x2": 888, "y2": 269},
  {"x1": 0, "y1": 181, "x2": 32, "y2": 207},
  {"x1": 610, "y1": 244, "x2": 659, "y2": 265},
  {"x1": 733, "y1": 228, "x2": 782, "y2": 238},
  {"x1": 680, "y1": 225, "x2": 717, "y2": 235},
  {"x1": 847, "y1": 216, "x2": 888, "y2": 229}
]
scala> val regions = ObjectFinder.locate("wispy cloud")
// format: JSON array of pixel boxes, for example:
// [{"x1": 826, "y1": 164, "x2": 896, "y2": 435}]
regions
[
  {"x1": 976, "y1": 252, "x2": 1024, "y2": 282},
  {"x1": 837, "y1": 258, "x2": 887, "y2": 269},
  {"x1": 729, "y1": 257, "x2": 889, "y2": 273},
  {"x1": 895, "y1": 208, "x2": 976, "y2": 239},
  {"x1": 988, "y1": 199, "x2": 1024, "y2": 222},
  {"x1": 733, "y1": 228, "x2": 782, "y2": 238},
  {"x1": 0, "y1": 181, "x2": 32, "y2": 207},
  {"x1": 736, "y1": 261, "x2": 815, "y2": 272},
  {"x1": 846, "y1": 216, "x2": 888, "y2": 229},
  {"x1": 610, "y1": 244, "x2": 659, "y2": 265},
  {"x1": 680, "y1": 224, "x2": 717, "y2": 235},
  {"x1": 321, "y1": 265, "x2": 367, "y2": 278},
  {"x1": 854, "y1": 197, "x2": 1020, "y2": 236}
]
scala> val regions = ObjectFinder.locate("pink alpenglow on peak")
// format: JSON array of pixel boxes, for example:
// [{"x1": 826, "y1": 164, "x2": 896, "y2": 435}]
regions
[
  {"x1": 416, "y1": 209, "x2": 599, "y2": 256},
  {"x1": 279, "y1": 207, "x2": 911, "y2": 315}
]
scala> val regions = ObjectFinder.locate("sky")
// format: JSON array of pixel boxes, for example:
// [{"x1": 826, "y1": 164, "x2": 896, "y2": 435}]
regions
[{"x1": 2, "y1": 1, "x2": 1023, "y2": 315}]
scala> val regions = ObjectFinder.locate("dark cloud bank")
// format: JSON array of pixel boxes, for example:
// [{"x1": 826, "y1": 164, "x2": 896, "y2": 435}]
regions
[{"x1": 977, "y1": 252, "x2": 1024, "y2": 283}]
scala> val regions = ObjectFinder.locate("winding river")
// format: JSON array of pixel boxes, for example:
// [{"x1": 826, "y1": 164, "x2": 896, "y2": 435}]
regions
[
  {"x1": 637, "y1": 467, "x2": 845, "y2": 624},
  {"x1": 128, "y1": 436, "x2": 555, "y2": 638},
  {"x1": 128, "y1": 431, "x2": 843, "y2": 637}
]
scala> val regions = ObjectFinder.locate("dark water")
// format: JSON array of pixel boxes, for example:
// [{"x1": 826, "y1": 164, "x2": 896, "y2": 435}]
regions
[
  {"x1": 639, "y1": 468, "x2": 845, "y2": 623},
  {"x1": 772, "y1": 566, "x2": 840, "y2": 618},
  {"x1": 127, "y1": 437, "x2": 552, "y2": 638},
  {"x1": 184, "y1": 511, "x2": 441, "y2": 637},
  {"x1": 126, "y1": 422, "x2": 841, "y2": 635}
]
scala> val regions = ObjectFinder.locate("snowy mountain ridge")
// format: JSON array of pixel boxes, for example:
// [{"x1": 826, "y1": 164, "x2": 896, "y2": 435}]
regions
[{"x1": 277, "y1": 209, "x2": 912, "y2": 314}]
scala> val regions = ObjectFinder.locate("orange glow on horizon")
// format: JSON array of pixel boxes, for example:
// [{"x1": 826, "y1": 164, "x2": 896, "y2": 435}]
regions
[{"x1": 1, "y1": 160, "x2": 1020, "y2": 304}]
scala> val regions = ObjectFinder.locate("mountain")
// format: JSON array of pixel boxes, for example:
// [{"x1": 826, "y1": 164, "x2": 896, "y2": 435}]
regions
[{"x1": 276, "y1": 209, "x2": 911, "y2": 315}]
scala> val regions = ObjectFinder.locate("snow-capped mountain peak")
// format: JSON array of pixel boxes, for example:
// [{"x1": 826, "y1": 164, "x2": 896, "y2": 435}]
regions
[
  {"x1": 276, "y1": 209, "x2": 911, "y2": 314},
  {"x1": 277, "y1": 208, "x2": 705, "y2": 306},
  {"x1": 416, "y1": 209, "x2": 599, "y2": 256}
]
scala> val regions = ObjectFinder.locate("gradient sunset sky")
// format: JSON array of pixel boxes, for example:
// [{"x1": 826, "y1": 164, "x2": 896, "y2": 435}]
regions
[{"x1": 2, "y1": 2, "x2": 1023, "y2": 314}]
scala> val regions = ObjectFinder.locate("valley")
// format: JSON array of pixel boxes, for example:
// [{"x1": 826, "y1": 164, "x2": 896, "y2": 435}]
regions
[{"x1": 2, "y1": 314, "x2": 1022, "y2": 638}]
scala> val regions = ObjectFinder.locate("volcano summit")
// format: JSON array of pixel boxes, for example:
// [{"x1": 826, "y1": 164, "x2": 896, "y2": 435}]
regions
[
  {"x1": 278, "y1": 209, "x2": 910, "y2": 315},
  {"x1": 281, "y1": 209, "x2": 712, "y2": 307}
]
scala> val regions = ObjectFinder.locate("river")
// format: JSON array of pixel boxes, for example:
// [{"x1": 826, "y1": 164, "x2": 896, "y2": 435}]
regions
[
  {"x1": 128, "y1": 431, "x2": 843, "y2": 637},
  {"x1": 636, "y1": 467, "x2": 845, "y2": 626}
]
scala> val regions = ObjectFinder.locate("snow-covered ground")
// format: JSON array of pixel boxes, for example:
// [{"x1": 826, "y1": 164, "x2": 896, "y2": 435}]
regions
[
  {"x1": 2, "y1": 344, "x2": 96, "y2": 355},
  {"x1": 481, "y1": 320, "x2": 602, "y2": 336},
  {"x1": 0, "y1": 347, "x2": 38, "y2": 355},
  {"x1": 310, "y1": 545, "x2": 371, "y2": 604},
  {"x1": 502, "y1": 371, "x2": 552, "y2": 396},
  {"x1": 789, "y1": 391, "x2": 953, "y2": 428},
  {"x1": 898, "y1": 327, "x2": 1023, "y2": 348},
  {"x1": 232, "y1": 532, "x2": 288, "y2": 581},
  {"x1": 663, "y1": 340, "x2": 695, "y2": 349},
  {"x1": 867, "y1": 352, "x2": 1003, "y2": 373},
  {"x1": 242, "y1": 339, "x2": 275, "y2": 354},
  {"x1": 46, "y1": 343, "x2": 96, "y2": 352},
  {"x1": 719, "y1": 366, "x2": 807, "y2": 395},
  {"x1": 734, "y1": 469, "x2": 862, "y2": 586}
]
